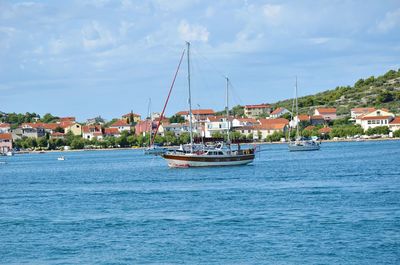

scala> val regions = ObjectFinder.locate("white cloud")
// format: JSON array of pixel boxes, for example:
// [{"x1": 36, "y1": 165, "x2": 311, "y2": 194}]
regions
[
  {"x1": 81, "y1": 21, "x2": 116, "y2": 50},
  {"x1": 376, "y1": 8, "x2": 400, "y2": 32},
  {"x1": 262, "y1": 4, "x2": 282, "y2": 21},
  {"x1": 178, "y1": 20, "x2": 209, "y2": 42}
]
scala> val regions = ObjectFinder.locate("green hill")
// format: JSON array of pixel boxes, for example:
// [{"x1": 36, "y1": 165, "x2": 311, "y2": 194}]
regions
[{"x1": 272, "y1": 69, "x2": 400, "y2": 116}]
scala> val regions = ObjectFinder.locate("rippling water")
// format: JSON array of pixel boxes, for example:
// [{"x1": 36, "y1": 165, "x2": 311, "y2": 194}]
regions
[{"x1": 1, "y1": 141, "x2": 400, "y2": 264}]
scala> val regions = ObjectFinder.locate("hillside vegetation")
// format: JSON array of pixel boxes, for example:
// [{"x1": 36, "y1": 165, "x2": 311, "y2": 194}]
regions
[{"x1": 273, "y1": 69, "x2": 400, "y2": 116}]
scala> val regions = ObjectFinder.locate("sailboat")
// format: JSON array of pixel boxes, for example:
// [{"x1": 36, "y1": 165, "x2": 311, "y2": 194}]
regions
[
  {"x1": 161, "y1": 42, "x2": 255, "y2": 167},
  {"x1": 288, "y1": 78, "x2": 320, "y2": 151},
  {"x1": 144, "y1": 98, "x2": 167, "y2": 155}
]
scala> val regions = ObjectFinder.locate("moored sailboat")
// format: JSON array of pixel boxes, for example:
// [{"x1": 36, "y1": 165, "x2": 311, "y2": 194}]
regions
[
  {"x1": 161, "y1": 42, "x2": 255, "y2": 167},
  {"x1": 288, "y1": 77, "x2": 320, "y2": 151}
]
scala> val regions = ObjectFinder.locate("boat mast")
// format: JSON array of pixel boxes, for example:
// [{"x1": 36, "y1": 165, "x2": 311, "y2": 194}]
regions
[
  {"x1": 186, "y1": 42, "x2": 194, "y2": 151},
  {"x1": 147, "y1": 98, "x2": 151, "y2": 147},
  {"x1": 225, "y1": 77, "x2": 230, "y2": 143},
  {"x1": 295, "y1": 76, "x2": 300, "y2": 139}
]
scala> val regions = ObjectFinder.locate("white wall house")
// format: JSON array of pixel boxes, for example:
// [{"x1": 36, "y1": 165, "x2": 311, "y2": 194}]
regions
[
  {"x1": 350, "y1": 108, "x2": 376, "y2": 119},
  {"x1": 204, "y1": 116, "x2": 231, "y2": 137},
  {"x1": 314, "y1": 108, "x2": 337, "y2": 121},
  {"x1": 0, "y1": 123, "x2": 11, "y2": 133},
  {"x1": 231, "y1": 118, "x2": 258, "y2": 128},
  {"x1": 355, "y1": 109, "x2": 395, "y2": 131},
  {"x1": 110, "y1": 120, "x2": 131, "y2": 132},
  {"x1": 270, "y1": 107, "x2": 290, "y2": 118}
]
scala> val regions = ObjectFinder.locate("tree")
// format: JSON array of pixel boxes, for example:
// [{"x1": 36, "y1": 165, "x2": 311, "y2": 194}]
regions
[
  {"x1": 366, "y1": 126, "x2": 390, "y2": 136},
  {"x1": 376, "y1": 91, "x2": 394, "y2": 103},
  {"x1": 169, "y1": 115, "x2": 185, "y2": 123},
  {"x1": 37, "y1": 137, "x2": 48, "y2": 148},
  {"x1": 42, "y1": 113, "x2": 59, "y2": 123},
  {"x1": 266, "y1": 131, "x2": 284, "y2": 142},
  {"x1": 393, "y1": 130, "x2": 400, "y2": 138},
  {"x1": 71, "y1": 138, "x2": 84, "y2": 149}
]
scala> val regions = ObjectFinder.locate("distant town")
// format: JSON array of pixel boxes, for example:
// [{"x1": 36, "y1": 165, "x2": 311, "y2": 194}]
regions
[{"x1": 1, "y1": 69, "x2": 400, "y2": 154}]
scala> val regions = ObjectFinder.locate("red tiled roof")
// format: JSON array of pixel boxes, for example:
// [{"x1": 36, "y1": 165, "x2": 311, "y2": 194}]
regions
[
  {"x1": 111, "y1": 120, "x2": 130, "y2": 127},
  {"x1": 22, "y1": 122, "x2": 58, "y2": 130},
  {"x1": 389, "y1": 116, "x2": 400, "y2": 124},
  {"x1": 0, "y1": 123, "x2": 10, "y2": 128},
  {"x1": 304, "y1": 125, "x2": 316, "y2": 131},
  {"x1": 93, "y1": 132, "x2": 103, "y2": 136},
  {"x1": 207, "y1": 116, "x2": 234, "y2": 122},
  {"x1": 51, "y1": 132, "x2": 64, "y2": 136},
  {"x1": 59, "y1": 121, "x2": 76, "y2": 128},
  {"x1": 82, "y1": 125, "x2": 102, "y2": 133},
  {"x1": 104, "y1": 128, "x2": 120, "y2": 135},
  {"x1": 0, "y1": 133, "x2": 12, "y2": 140},
  {"x1": 316, "y1": 108, "x2": 336, "y2": 114},
  {"x1": 351, "y1": 107, "x2": 376, "y2": 113},
  {"x1": 258, "y1": 118, "x2": 289, "y2": 125},
  {"x1": 255, "y1": 123, "x2": 286, "y2": 130},
  {"x1": 245, "y1": 104, "x2": 271, "y2": 109},
  {"x1": 270, "y1": 107, "x2": 286, "y2": 115},
  {"x1": 297, "y1": 114, "x2": 310, "y2": 121},
  {"x1": 318, "y1": 127, "x2": 332, "y2": 134},
  {"x1": 360, "y1": 116, "x2": 392, "y2": 120},
  {"x1": 310, "y1": 115, "x2": 324, "y2": 120}
]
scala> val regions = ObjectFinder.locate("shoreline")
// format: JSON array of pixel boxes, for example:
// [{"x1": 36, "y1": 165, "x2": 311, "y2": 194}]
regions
[{"x1": 13, "y1": 137, "x2": 400, "y2": 154}]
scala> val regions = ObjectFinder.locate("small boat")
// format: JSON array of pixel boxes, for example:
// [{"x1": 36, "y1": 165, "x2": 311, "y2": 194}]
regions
[
  {"x1": 288, "y1": 139, "x2": 320, "y2": 151},
  {"x1": 6, "y1": 151, "x2": 14, "y2": 156},
  {"x1": 57, "y1": 156, "x2": 65, "y2": 161},
  {"x1": 144, "y1": 145, "x2": 168, "y2": 155}
]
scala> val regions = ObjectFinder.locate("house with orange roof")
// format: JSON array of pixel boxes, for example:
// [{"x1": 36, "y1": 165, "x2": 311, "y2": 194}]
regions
[
  {"x1": 244, "y1": 104, "x2": 272, "y2": 118},
  {"x1": 122, "y1": 112, "x2": 141, "y2": 123},
  {"x1": 232, "y1": 117, "x2": 258, "y2": 128},
  {"x1": 254, "y1": 118, "x2": 289, "y2": 140},
  {"x1": 310, "y1": 115, "x2": 325, "y2": 126},
  {"x1": 0, "y1": 133, "x2": 13, "y2": 154},
  {"x1": 318, "y1": 127, "x2": 332, "y2": 135},
  {"x1": 350, "y1": 108, "x2": 376, "y2": 119},
  {"x1": 176, "y1": 109, "x2": 215, "y2": 122},
  {"x1": 110, "y1": 119, "x2": 131, "y2": 132},
  {"x1": 314, "y1": 108, "x2": 337, "y2": 121},
  {"x1": 270, "y1": 107, "x2": 290, "y2": 118},
  {"x1": 60, "y1": 122, "x2": 82, "y2": 136},
  {"x1": 388, "y1": 116, "x2": 400, "y2": 132},
  {"x1": 59, "y1": 117, "x2": 76, "y2": 123},
  {"x1": 0, "y1": 123, "x2": 11, "y2": 133},
  {"x1": 104, "y1": 128, "x2": 121, "y2": 138},
  {"x1": 355, "y1": 109, "x2": 395, "y2": 131},
  {"x1": 82, "y1": 125, "x2": 103, "y2": 140},
  {"x1": 290, "y1": 114, "x2": 310, "y2": 128},
  {"x1": 50, "y1": 132, "x2": 65, "y2": 140}
]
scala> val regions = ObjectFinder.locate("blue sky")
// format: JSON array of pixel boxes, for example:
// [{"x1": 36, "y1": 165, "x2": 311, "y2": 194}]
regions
[{"x1": 1, "y1": 0, "x2": 400, "y2": 121}]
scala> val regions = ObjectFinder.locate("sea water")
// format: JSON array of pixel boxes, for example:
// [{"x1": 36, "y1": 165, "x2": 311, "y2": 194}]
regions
[{"x1": 1, "y1": 141, "x2": 399, "y2": 264}]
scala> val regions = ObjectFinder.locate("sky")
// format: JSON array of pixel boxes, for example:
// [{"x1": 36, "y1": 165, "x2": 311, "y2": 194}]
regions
[{"x1": 1, "y1": 0, "x2": 400, "y2": 121}]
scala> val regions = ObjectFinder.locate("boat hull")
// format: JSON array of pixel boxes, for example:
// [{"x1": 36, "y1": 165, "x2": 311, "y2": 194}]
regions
[
  {"x1": 288, "y1": 143, "x2": 320, "y2": 151},
  {"x1": 162, "y1": 153, "x2": 255, "y2": 167}
]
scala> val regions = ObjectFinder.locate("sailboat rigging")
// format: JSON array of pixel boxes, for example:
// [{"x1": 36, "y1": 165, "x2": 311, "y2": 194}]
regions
[{"x1": 161, "y1": 42, "x2": 255, "y2": 167}]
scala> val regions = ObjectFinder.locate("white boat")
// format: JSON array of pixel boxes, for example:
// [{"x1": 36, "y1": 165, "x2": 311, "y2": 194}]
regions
[
  {"x1": 288, "y1": 77, "x2": 320, "y2": 152},
  {"x1": 161, "y1": 42, "x2": 255, "y2": 167},
  {"x1": 57, "y1": 156, "x2": 65, "y2": 161},
  {"x1": 288, "y1": 139, "x2": 320, "y2": 151},
  {"x1": 144, "y1": 145, "x2": 168, "y2": 155},
  {"x1": 6, "y1": 151, "x2": 14, "y2": 156}
]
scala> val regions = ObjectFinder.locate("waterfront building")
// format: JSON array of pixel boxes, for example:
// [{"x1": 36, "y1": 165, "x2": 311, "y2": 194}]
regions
[
  {"x1": 310, "y1": 115, "x2": 325, "y2": 126},
  {"x1": 104, "y1": 128, "x2": 121, "y2": 138},
  {"x1": 0, "y1": 133, "x2": 12, "y2": 153},
  {"x1": 110, "y1": 120, "x2": 131, "y2": 132},
  {"x1": 61, "y1": 122, "x2": 82, "y2": 136},
  {"x1": 204, "y1": 116, "x2": 233, "y2": 138},
  {"x1": 290, "y1": 114, "x2": 310, "y2": 128},
  {"x1": 50, "y1": 132, "x2": 65, "y2": 140},
  {"x1": 244, "y1": 104, "x2": 272, "y2": 118},
  {"x1": 0, "y1": 123, "x2": 11, "y2": 133},
  {"x1": 135, "y1": 120, "x2": 153, "y2": 136},
  {"x1": 231, "y1": 118, "x2": 258, "y2": 128},
  {"x1": 355, "y1": 109, "x2": 395, "y2": 131},
  {"x1": 350, "y1": 108, "x2": 376, "y2": 119},
  {"x1": 82, "y1": 125, "x2": 103, "y2": 140},
  {"x1": 176, "y1": 109, "x2": 215, "y2": 122},
  {"x1": 270, "y1": 107, "x2": 290, "y2": 118},
  {"x1": 314, "y1": 108, "x2": 337, "y2": 121},
  {"x1": 253, "y1": 118, "x2": 289, "y2": 140},
  {"x1": 389, "y1": 117, "x2": 400, "y2": 132}
]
